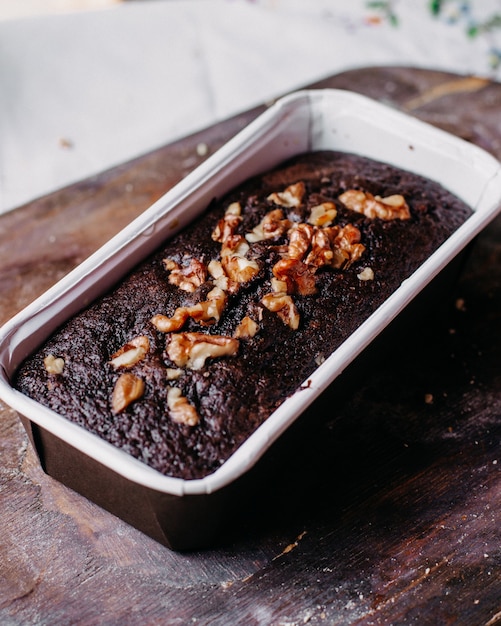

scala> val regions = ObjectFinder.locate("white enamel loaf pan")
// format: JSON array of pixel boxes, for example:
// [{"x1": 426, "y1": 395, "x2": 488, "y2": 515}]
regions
[{"x1": 1, "y1": 90, "x2": 501, "y2": 549}]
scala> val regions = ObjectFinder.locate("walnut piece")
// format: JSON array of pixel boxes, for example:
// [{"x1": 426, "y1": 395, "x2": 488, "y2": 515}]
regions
[
  {"x1": 271, "y1": 277, "x2": 288, "y2": 293},
  {"x1": 307, "y1": 202, "x2": 337, "y2": 227},
  {"x1": 151, "y1": 287, "x2": 227, "y2": 333},
  {"x1": 245, "y1": 208, "x2": 292, "y2": 243},
  {"x1": 151, "y1": 307, "x2": 194, "y2": 333},
  {"x1": 212, "y1": 202, "x2": 242, "y2": 243},
  {"x1": 221, "y1": 236, "x2": 260, "y2": 284},
  {"x1": 163, "y1": 257, "x2": 207, "y2": 293},
  {"x1": 207, "y1": 259, "x2": 234, "y2": 292},
  {"x1": 167, "y1": 387, "x2": 200, "y2": 426},
  {"x1": 166, "y1": 367, "x2": 183, "y2": 380},
  {"x1": 329, "y1": 224, "x2": 365, "y2": 268},
  {"x1": 287, "y1": 223, "x2": 314, "y2": 261},
  {"x1": 234, "y1": 316, "x2": 259, "y2": 339},
  {"x1": 109, "y1": 335, "x2": 150, "y2": 369},
  {"x1": 339, "y1": 190, "x2": 411, "y2": 220},
  {"x1": 166, "y1": 332, "x2": 239, "y2": 370},
  {"x1": 272, "y1": 258, "x2": 317, "y2": 296},
  {"x1": 261, "y1": 292, "x2": 300, "y2": 330},
  {"x1": 112, "y1": 373, "x2": 145, "y2": 413},
  {"x1": 267, "y1": 182, "x2": 305, "y2": 208},
  {"x1": 44, "y1": 354, "x2": 65, "y2": 375},
  {"x1": 357, "y1": 267, "x2": 375, "y2": 281},
  {"x1": 304, "y1": 227, "x2": 334, "y2": 268},
  {"x1": 306, "y1": 224, "x2": 364, "y2": 269},
  {"x1": 195, "y1": 287, "x2": 227, "y2": 326}
]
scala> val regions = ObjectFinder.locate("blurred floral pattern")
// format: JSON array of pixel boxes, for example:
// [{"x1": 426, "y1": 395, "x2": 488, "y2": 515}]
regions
[{"x1": 366, "y1": 0, "x2": 501, "y2": 69}]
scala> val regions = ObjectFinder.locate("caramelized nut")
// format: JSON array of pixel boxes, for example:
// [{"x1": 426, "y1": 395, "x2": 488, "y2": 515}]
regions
[
  {"x1": 109, "y1": 335, "x2": 150, "y2": 369},
  {"x1": 316, "y1": 224, "x2": 365, "y2": 269},
  {"x1": 166, "y1": 368, "x2": 183, "y2": 380},
  {"x1": 357, "y1": 267, "x2": 375, "y2": 281},
  {"x1": 305, "y1": 227, "x2": 335, "y2": 268},
  {"x1": 272, "y1": 258, "x2": 317, "y2": 296},
  {"x1": 151, "y1": 307, "x2": 197, "y2": 333},
  {"x1": 167, "y1": 387, "x2": 200, "y2": 426},
  {"x1": 212, "y1": 202, "x2": 242, "y2": 243},
  {"x1": 267, "y1": 182, "x2": 305, "y2": 208},
  {"x1": 234, "y1": 316, "x2": 259, "y2": 339},
  {"x1": 112, "y1": 373, "x2": 145, "y2": 413},
  {"x1": 245, "y1": 208, "x2": 291, "y2": 243},
  {"x1": 207, "y1": 259, "x2": 234, "y2": 292},
  {"x1": 339, "y1": 190, "x2": 411, "y2": 220},
  {"x1": 287, "y1": 223, "x2": 314, "y2": 261},
  {"x1": 44, "y1": 354, "x2": 65, "y2": 375},
  {"x1": 221, "y1": 235, "x2": 260, "y2": 284},
  {"x1": 163, "y1": 257, "x2": 207, "y2": 293},
  {"x1": 163, "y1": 259, "x2": 178, "y2": 271},
  {"x1": 166, "y1": 332, "x2": 239, "y2": 370},
  {"x1": 221, "y1": 234, "x2": 250, "y2": 258},
  {"x1": 261, "y1": 292, "x2": 300, "y2": 330},
  {"x1": 331, "y1": 224, "x2": 365, "y2": 267},
  {"x1": 307, "y1": 202, "x2": 337, "y2": 227},
  {"x1": 222, "y1": 254, "x2": 260, "y2": 285},
  {"x1": 151, "y1": 287, "x2": 227, "y2": 333},
  {"x1": 271, "y1": 277, "x2": 288, "y2": 293},
  {"x1": 194, "y1": 287, "x2": 227, "y2": 326}
]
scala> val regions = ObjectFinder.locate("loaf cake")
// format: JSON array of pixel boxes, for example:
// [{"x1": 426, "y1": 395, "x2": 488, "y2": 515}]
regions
[{"x1": 14, "y1": 151, "x2": 473, "y2": 479}]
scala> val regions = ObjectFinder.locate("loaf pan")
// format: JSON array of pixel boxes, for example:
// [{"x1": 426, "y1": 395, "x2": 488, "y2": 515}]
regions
[{"x1": 1, "y1": 89, "x2": 500, "y2": 549}]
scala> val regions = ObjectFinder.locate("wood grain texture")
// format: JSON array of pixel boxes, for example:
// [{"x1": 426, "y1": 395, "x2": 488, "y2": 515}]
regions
[{"x1": 0, "y1": 67, "x2": 500, "y2": 625}]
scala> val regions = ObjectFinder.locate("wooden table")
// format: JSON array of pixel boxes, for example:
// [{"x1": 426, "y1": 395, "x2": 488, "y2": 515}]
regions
[{"x1": 1, "y1": 67, "x2": 500, "y2": 625}]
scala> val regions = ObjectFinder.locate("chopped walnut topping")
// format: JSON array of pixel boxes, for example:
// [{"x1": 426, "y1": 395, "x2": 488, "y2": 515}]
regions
[
  {"x1": 271, "y1": 277, "x2": 288, "y2": 293},
  {"x1": 151, "y1": 307, "x2": 196, "y2": 333},
  {"x1": 305, "y1": 227, "x2": 335, "y2": 268},
  {"x1": 261, "y1": 292, "x2": 300, "y2": 330},
  {"x1": 287, "y1": 223, "x2": 314, "y2": 261},
  {"x1": 163, "y1": 257, "x2": 207, "y2": 293},
  {"x1": 357, "y1": 267, "x2": 375, "y2": 281},
  {"x1": 109, "y1": 335, "x2": 150, "y2": 369},
  {"x1": 339, "y1": 190, "x2": 411, "y2": 220},
  {"x1": 332, "y1": 224, "x2": 365, "y2": 267},
  {"x1": 166, "y1": 368, "x2": 183, "y2": 380},
  {"x1": 245, "y1": 209, "x2": 292, "y2": 243},
  {"x1": 112, "y1": 373, "x2": 145, "y2": 413},
  {"x1": 207, "y1": 238, "x2": 246, "y2": 293},
  {"x1": 212, "y1": 202, "x2": 242, "y2": 242},
  {"x1": 272, "y1": 258, "x2": 317, "y2": 296},
  {"x1": 307, "y1": 202, "x2": 337, "y2": 227},
  {"x1": 44, "y1": 354, "x2": 65, "y2": 375},
  {"x1": 207, "y1": 259, "x2": 235, "y2": 292},
  {"x1": 221, "y1": 234, "x2": 250, "y2": 258},
  {"x1": 222, "y1": 254, "x2": 260, "y2": 285},
  {"x1": 163, "y1": 259, "x2": 178, "y2": 271},
  {"x1": 167, "y1": 386, "x2": 200, "y2": 426},
  {"x1": 166, "y1": 332, "x2": 239, "y2": 370},
  {"x1": 195, "y1": 287, "x2": 227, "y2": 326},
  {"x1": 151, "y1": 287, "x2": 227, "y2": 333},
  {"x1": 112, "y1": 177, "x2": 376, "y2": 390},
  {"x1": 226, "y1": 201, "x2": 241, "y2": 216},
  {"x1": 234, "y1": 316, "x2": 259, "y2": 339},
  {"x1": 221, "y1": 235, "x2": 260, "y2": 284},
  {"x1": 267, "y1": 182, "x2": 305, "y2": 208},
  {"x1": 315, "y1": 224, "x2": 365, "y2": 269}
]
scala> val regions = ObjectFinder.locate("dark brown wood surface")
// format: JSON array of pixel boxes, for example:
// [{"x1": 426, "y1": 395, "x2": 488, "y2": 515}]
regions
[{"x1": 1, "y1": 67, "x2": 500, "y2": 625}]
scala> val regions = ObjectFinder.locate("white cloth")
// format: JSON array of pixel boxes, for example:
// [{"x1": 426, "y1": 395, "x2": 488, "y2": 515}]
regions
[{"x1": 2, "y1": 0, "x2": 501, "y2": 214}]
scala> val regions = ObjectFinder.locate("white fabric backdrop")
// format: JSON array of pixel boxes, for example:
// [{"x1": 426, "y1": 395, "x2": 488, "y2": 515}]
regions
[{"x1": 1, "y1": 0, "x2": 501, "y2": 214}]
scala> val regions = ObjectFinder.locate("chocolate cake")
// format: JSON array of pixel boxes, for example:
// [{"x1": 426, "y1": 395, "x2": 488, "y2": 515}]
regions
[{"x1": 14, "y1": 151, "x2": 473, "y2": 479}]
